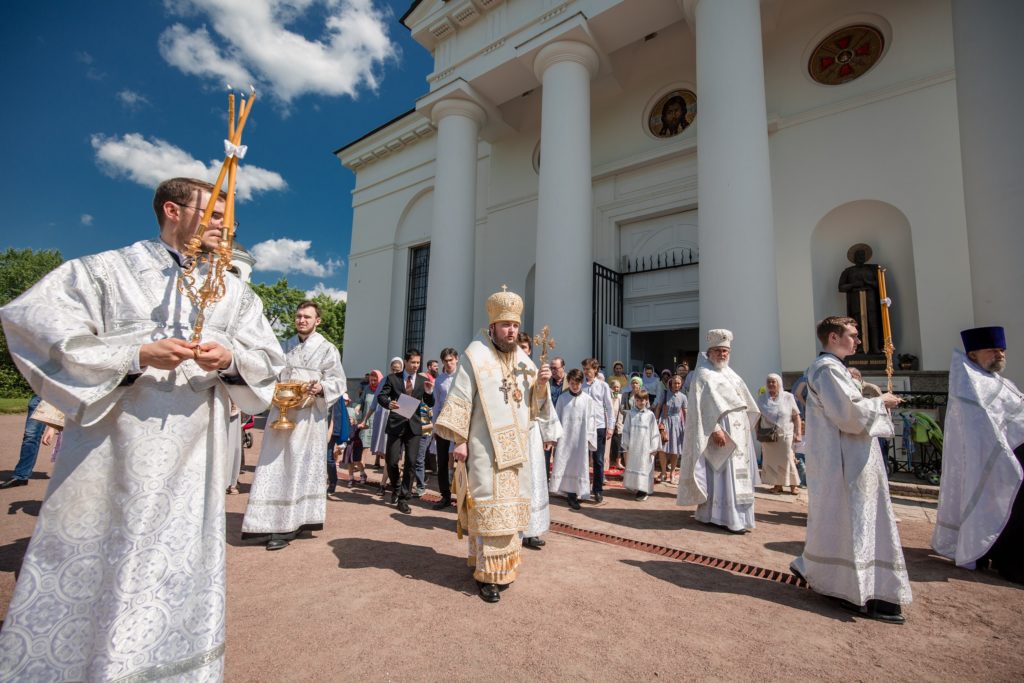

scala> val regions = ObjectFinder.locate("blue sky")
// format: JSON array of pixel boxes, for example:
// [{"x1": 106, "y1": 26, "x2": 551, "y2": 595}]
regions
[{"x1": 0, "y1": 0, "x2": 433, "y2": 300}]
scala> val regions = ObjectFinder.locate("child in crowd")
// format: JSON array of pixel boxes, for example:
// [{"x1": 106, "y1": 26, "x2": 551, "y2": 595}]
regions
[
  {"x1": 608, "y1": 379, "x2": 625, "y2": 470},
  {"x1": 622, "y1": 389, "x2": 661, "y2": 500},
  {"x1": 658, "y1": 374, "x2": 688, "y2": 484},
  {"x1": 550, "y1": 368, "x2": 598, "y2": 510},
  {"x1": 342, "y1": 393, "x2": 367, "y2": 488}
]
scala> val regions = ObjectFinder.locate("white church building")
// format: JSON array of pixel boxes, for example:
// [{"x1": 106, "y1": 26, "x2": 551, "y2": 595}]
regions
[{"x1": 336, "y1": 0, "x2": 1020, "y2": 387}]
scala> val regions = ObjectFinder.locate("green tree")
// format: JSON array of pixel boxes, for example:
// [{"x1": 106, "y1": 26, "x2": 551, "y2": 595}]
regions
[
  {"x1": 0, "y1": 248, "x2": 64, "y2": 397},
  {"x1": 250, "y1": 277, "x2": 345, "y2": 352}
]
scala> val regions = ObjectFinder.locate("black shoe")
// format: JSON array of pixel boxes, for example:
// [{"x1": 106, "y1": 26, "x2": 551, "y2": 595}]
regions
[
  {"x1": 568, "y1": 498, "x2": 581, "y2": 510},
  {"x1": 865, "y1": 600, "x2": 905, "y2": 624},
  {"x1": 390, "y1": 491, "x2": 399, "y2": 505},
  {"x1": 477, "y1": 581, "x2": 500, "y2": 603},
  {"x1": 396, "y1": 500, "x2": 411, "y2": 514},
  {"x1": 431, "y1": 498, "x2": 452, "y2": 510},
  {"x1": 326, "y1": 487, "x2": 336, "y2": 495},
  {"x1": 593, "y1": 493, "x2": 604, "y2": 504},
  {"x1": 523, "y1": 536, "x2": 545, "y2": 549},
  {"x1": 0, "y1": 478, "x2": 28, "y2": 489},
  {"x1": 635, "y1": 491, "x2": 648, "y2": 501},
  {"x1": 266, "y1": 539, "x2": 290, "y2": 551}
]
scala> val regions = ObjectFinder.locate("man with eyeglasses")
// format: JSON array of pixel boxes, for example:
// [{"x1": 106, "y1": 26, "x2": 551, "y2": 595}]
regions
[{"x1": 0, "y1": 177, "x2": 284, "y2": 680}]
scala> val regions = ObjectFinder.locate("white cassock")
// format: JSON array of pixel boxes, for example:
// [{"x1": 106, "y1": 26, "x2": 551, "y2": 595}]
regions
[
  {"x1": 933, "y1": 350, "x2": 1024, "y2": 567},
  {"x1": 792, "y1": 353, "x2": 912, "y2": 607},
  {"x1": 676, "y1": 354, "x2": 760, "y2": 531},
  {"x1": 622, "y1": 408, "x2": 661, "y2": 494},
  {"x1": 242, "y1": 331, "x2": 345, "y2": 537},
  {"x1": 524, "y1": 405, "x2": 563, "y2": 538},
  {"x1": 549, "y1": 391, "x2": 598, "y2": 499},
  {"x1": 0, "y1": 239, "x2": 283, "y2": 682}
]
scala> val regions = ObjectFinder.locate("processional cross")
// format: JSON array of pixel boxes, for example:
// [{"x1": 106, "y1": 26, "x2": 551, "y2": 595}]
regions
[{"x1": 530, "y1": 325, "x2": 557, "y2": 420}]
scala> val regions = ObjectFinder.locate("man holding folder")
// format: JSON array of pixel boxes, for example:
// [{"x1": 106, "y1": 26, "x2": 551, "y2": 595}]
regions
[{"x1": 377, "y1": 348, "x2": 435, "y2": 513}]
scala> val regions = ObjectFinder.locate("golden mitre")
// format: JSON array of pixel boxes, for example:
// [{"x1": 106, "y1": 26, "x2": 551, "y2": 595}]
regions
[{"x1": 486, "y1": 285, "x2": 523, "y2": 324}]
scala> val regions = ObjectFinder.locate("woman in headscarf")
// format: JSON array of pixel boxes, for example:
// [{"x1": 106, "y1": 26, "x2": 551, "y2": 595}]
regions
[
  {"x1": 757, "y1": 373, "x2": 803, "y2": 494},
  {"x1": 370, "y1": 358, "x2": 403, "y2": 473},
  {"x1": 609, "y1": 361, "x2": 629, "y2": 396}
]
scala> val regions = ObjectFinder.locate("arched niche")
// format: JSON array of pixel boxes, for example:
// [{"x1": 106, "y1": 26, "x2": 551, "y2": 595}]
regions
[
  {"x1": 395, "y1": 188, "x2": 433, "y2": 247},
  {"x1": 810, "y1": 200, "x2": 921, "y2": 360}
]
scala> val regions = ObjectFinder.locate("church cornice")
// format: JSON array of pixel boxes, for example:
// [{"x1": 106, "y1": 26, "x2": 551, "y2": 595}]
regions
[{"x1": 334, "y1": 110, "x2": 435, "y2": 171}]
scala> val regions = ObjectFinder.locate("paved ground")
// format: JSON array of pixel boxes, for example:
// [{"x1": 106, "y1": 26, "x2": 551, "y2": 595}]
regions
[{"x1": 1, "y1": 413, "x2": 1022, "y2": 681}]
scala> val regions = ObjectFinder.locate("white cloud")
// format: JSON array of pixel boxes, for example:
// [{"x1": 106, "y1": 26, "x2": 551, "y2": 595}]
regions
[
  {"x1": 80, "y1": 214, "x2": 94, "y2": 225},
  {"x1": 117, "y1": 89, "x2": 151, "y2": 109},
  {"x1": 158, "y1": 0, "x2": 397, "y2": 103},
  {"x1": 91, "y1": 133, "x2": 286, "y2": 201},
  {"x1": 250, "y1": 238, "x2": 338, "y2": 277},
  {"x1": 306, "y1": 283, "x2": 347, "y2": 302}
]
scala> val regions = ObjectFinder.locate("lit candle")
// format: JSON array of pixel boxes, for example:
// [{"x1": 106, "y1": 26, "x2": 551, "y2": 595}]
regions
[{"x1": 877, "y1": 266, "x2": 892, "y2": 342}]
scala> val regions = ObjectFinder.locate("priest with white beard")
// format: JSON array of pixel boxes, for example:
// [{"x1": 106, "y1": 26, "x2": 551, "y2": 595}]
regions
[
  {"x1": 242, "y1": 301, "x2": 346, "y2": 550},
  {"x1": 791, "y1": 315, "x2": 911, "y2": 624},
  {"x1": 676, "y1": 329, "x2": 760, "y2": 532},
  {"x1": 0, "y1": 177, "x2": 284, "y2": 681},
  {"x1": 933, "y1": 326, "x2": 1024, "y2": 584}
]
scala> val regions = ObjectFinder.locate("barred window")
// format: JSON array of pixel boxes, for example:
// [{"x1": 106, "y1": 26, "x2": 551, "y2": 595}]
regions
[{"x1": 404, "y1": 244, "x2": 430, "y2": 353}]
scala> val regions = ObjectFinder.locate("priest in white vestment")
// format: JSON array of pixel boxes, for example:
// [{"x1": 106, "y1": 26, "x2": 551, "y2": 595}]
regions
[
  {"x1": 434, "y1": 287, "x2": 554, "y2": 603},
  {"x1": 0, "y1": 178, "x2": 284, "y2": 681},
  {"x1": 517, "y1": 333, "x2": 563, "y2": 549},
  {"x1": 242, "y1": 301, "x2": 346, "y2": 550},
  {"x1": 550, "y1": 369, "x2": 599, "y2": 510},
  {"x1": 676, "y1": 330, "x2": 760, "y2": 532},
  {"x1": 933, "y1": 326, "x2": 1024, "y2": 584},
  {"x1": 622, "y1": 389, "x2": 661, "y2": 499},
  {"x1": 792, "y1": 315, "x2": 911, "y2": 624}
]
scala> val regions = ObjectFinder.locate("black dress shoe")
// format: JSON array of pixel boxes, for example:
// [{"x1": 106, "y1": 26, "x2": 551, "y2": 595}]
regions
[
  {"x1": 831, "y1": 597, "x2": 867, "y2": 616},
  {"x1": 431, "y1": 498, "x2": 452, "y2": 510},
  {"x1": 593, "y1": 492, "x2": 604, "y2": 504},
  {"x1": 266, "y1": 539, "x2": 290, "y2": 551},
  {"x1": 477, "y1": 581, "x2": 500, "y2": 603},
  {"x1": 389, "y1": 491, "x2": 399, "y2": 505},
  {"x1": 865, "y1": 600, "x2": 905, "y2": 624},
  {"x1": 0, "y1": 478, "x2": 28, "y2": 489},
  {"x1": 523, "y1": 536, "x2": 545, "y2": 549},
  {"x1": 568, "y1": 498, "x2": 581, "y2": 510},
  {"x1": 396, "y1": 500, "x2": 412, "y2": 514}
]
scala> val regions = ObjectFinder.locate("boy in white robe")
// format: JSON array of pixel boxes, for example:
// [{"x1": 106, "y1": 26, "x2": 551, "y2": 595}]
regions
[
  {"x1": 550, "y1": 368, "x2": 598, "y2": 510},
  {"x1": 622, "y1": 389, "x2": 661, "y2": 500},
  {"x1": 792, "y1": 316, "x2": 911, "y2": 624}
]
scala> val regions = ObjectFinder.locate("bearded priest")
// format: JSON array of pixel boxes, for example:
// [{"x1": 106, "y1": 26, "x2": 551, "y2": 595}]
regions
[
  {"x1": 242, "y1": 300, "x2": 346, "y2": 550},
  {"x1": 676, "y1": 329, "x2": 761, "y2": 533},
  {"x1": 434, "y1": 287, "x2": 555, "y2": 603}
]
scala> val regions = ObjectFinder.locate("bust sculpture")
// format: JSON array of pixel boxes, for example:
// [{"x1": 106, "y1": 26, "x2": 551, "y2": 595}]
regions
[{"x1": 838, "y1": 243, "x2": 883, "y2": 354}]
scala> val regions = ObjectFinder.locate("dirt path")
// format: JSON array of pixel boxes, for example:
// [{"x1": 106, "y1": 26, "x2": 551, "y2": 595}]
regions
[{"x1": 1, "y1": 413, "x2": 1021, "y2": 681}]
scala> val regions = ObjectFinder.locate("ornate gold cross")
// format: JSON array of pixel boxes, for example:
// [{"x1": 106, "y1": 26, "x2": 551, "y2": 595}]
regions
[{"x1": 533, "y1": 325, "x2": 556, "y2": 366}]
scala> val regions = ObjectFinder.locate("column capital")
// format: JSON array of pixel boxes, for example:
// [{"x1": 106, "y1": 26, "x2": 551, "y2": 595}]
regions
[
  {"x1": 533, "y1": 40, "x2": 599, "y2": 81},
  {"x1": 429, "y1": 98, "x2": 486, "y2": 127}
]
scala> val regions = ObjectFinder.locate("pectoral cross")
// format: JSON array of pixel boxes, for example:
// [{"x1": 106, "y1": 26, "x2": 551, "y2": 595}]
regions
[{"x1": 499, "y1": 377, "x2": 513, "y2": 404}]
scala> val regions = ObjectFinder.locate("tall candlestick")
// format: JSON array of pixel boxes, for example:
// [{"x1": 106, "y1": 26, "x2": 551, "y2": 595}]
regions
[{"x1": 877, "y1": 265, "x2": 895, "y2": 392}]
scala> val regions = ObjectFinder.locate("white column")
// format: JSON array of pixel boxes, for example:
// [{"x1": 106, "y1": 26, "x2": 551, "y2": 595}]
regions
[
  {"x1": 695, "y1": 0, "x2": 781, "y2": 383},
  {"x1": 422, "y1": 99, "x2": 485, "y2": 358},
  {"x1": 952, "y1": 0, "x2": 1024, "y2": 387},
  {"x1": 533, "y1": 40, "x2": 599, "y2": 363}
]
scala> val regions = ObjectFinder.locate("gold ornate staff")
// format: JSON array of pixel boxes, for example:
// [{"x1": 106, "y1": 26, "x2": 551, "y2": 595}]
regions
[
  {"x1": 530, "y1": 325, "x2": 556, "y2": 421},
  {"x1": 877, "y1": 265, "x2": 895, "y2": 392},
  {"x1": 177, "y1": 84, "x2": 257, "y2": 346}
]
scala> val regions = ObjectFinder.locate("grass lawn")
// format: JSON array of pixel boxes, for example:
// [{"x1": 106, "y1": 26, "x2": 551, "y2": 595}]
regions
[{"x1": 0, "y1": 397, "x2": 30, "y2": 414}]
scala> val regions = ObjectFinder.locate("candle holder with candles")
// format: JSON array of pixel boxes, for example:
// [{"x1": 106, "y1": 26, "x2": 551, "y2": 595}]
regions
[{"x1": 177, "y1": 85, "x2": 257, "y2": 347}]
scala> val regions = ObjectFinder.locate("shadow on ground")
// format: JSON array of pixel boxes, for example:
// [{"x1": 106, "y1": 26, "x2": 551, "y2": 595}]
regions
[
  {"x1": 329, "y1": 537, "x2": 470, "y2": 594},
  {"x1": 622, "y1": 557, "x2": 855, "y2": 622}
]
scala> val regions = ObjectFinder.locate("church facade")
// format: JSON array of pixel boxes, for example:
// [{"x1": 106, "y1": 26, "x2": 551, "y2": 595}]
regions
[{"x1": 336, "y1": 0, "x2": 1019, "y2": 387}]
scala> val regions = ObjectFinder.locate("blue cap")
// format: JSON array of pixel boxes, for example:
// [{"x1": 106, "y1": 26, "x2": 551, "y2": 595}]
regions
[{"x1": 961, "y1": 326, "x2": 1006, "y2": 352}]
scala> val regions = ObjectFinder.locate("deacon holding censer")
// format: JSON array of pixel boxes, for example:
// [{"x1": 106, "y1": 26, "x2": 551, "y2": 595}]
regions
[{"x1": 0, "y1": 88, "x2": 285, "y2": 679}]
